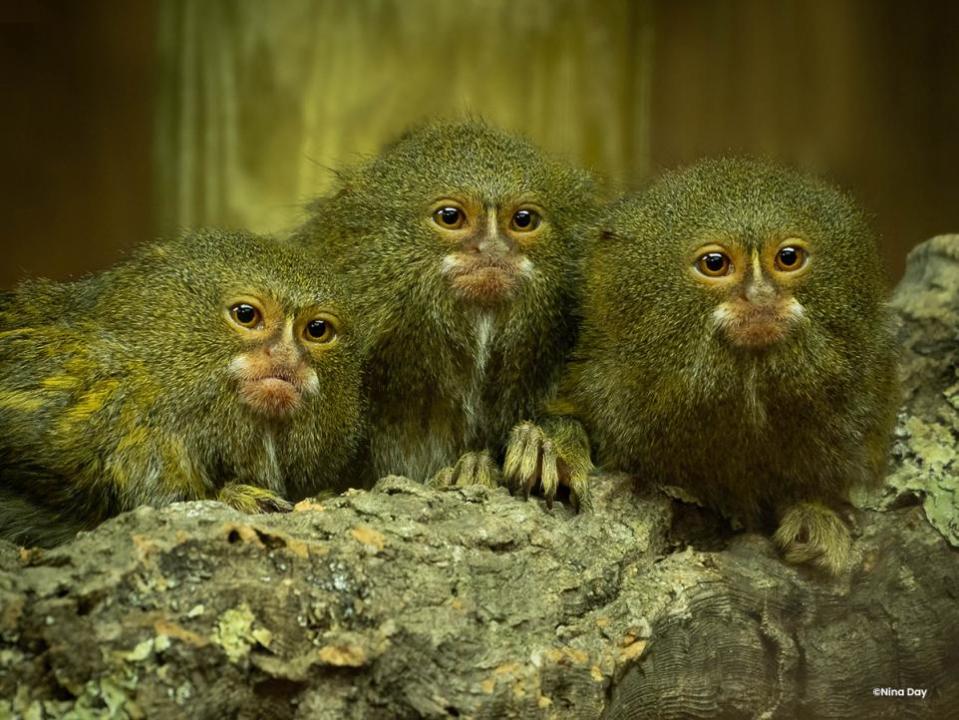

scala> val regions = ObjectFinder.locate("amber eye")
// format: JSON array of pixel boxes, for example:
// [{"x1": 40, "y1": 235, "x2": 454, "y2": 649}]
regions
[
  {"x1": 304, "y1": 318, "x2": 336, "y2": 343},
  {"x1": 696, "y1": 252, "x2": 732, "y2": 278},
  {"x1": 775, "y1": 245, "x2": 807, "y2": 272},
  {"x1": 230, "y1": 303, "x2": 262, "y2": 328},
  {"x1": 433, "y1": 206, "x2": 465, "y2": 229},
  {"x1": 511, "y1": 208, "x2": 541, "y2": 232}
]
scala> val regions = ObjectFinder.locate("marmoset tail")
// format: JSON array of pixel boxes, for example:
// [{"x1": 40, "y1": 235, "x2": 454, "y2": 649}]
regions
[{"x1": 0, "y1": 230, "x2": 366, "y2": 546}]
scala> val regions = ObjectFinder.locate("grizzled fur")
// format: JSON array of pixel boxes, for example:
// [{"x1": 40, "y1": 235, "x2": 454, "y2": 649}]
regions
[
  {"x1": 292, "y1": 120, "x2": 599, "y2": 494},
  {"x1": 0, "y1": 231, "x2": 366, "y2": 546},
  {"x1": 527, "y1": 159, "x2": 899, "y2": 570}
]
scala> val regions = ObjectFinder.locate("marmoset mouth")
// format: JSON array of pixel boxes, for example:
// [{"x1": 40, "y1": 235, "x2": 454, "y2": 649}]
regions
[
  {"x1": 229, "y1": 355, "x2": 317, "y2": 418},
  {"x1": 728, "y1": 319, "x2": 791, "y2": 348},
  {"x1": 255, "y1": 375, "x2": 299, "y2": 391},
  {"x1": 239, "y1": 376, "x2": 302, "y2": 416},
  {"x1": 254, "y1": 366, "x2": 299, "y2": 384},
  {"x1": 713, "y1": 298, "x2": 805, "y2": 349},
  {"x1": 441, "y1": 254, "x2": 527, "y2": 305}
]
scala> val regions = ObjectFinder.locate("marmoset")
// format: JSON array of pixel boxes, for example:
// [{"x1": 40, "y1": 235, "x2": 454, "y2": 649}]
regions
[
  {"x1": 0, "y1": 230, "x2": 366, "y2": 546},
  {"x1": 292, "y1": 120, "x2": 598, "y2": 507},
  {"x1": 508, "y1": 159, "x2": 899, "y2": 572}
]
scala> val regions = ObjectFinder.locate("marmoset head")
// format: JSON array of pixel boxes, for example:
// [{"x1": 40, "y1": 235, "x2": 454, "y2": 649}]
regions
[
  {"x1": 311, "y1": 119, "x2": 597, "y2": 313},
  {"x1": 595, "y1": 158, "x2": 887, "y2": 361},
  {"x1": 96, "y1": 231, "x2": 362, "y2": 422}
]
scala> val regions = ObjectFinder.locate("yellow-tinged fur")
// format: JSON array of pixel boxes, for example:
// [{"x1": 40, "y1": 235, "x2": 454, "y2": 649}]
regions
[
  {"x1": 0, "y1": 230, "x2": 367, "y2": 547},
  {"x1": 0, "y1": 390, "x2": 46, "y2": 412},
  {"x1": 291, "y1": 119, "x2": 600, "y2": 507},
  {"x1": 509, "y1": 159, "x2": 899, "y2": 572}
]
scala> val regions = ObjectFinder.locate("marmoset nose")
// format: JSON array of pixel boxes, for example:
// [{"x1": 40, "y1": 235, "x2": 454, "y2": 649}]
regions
[
  {"x1": 744, "y1": 254, "x2": 776, "y2": 305},
  {"x1": 266, "y1": 332, "x2": 300, "y2": 364},
  {"x1": 462, "y1": 208, "x2": 515, "y2": 256},
  {"x1": 477, "y1": 231, "x2": 514, "y2": 256}
]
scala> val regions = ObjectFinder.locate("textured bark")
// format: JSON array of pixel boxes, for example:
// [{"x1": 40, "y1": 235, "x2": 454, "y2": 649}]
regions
[{"x1": 1, "y1": 236, "x2": 957, "y2": 719}]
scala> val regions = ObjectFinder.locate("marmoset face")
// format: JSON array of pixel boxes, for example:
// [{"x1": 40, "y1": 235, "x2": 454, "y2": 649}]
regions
[
  {"x1": 223, "y1": 292, "x2": 342, "y2": 417},
  {"x1": 688, "y1": 234, "x2": 812, "y2": 349},
  {"x1": 430, "y1": 193, "x2": 543, "y2": 306}
]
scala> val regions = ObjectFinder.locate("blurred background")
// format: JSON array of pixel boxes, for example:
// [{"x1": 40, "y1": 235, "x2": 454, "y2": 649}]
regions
[{"x1": 1, "y1": 0, "x2": 957, "y2": 289}]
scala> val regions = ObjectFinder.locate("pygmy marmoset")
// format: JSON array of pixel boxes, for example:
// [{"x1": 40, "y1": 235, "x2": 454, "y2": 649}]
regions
[
  {"x1": 0, "y1": 230, "x2": 366, "y2": 546},
  {"x1": 507, "y1": 158, "x2": 899, "y2": 572},
  {"x1": 291, "y1": 120, "x2": 599, "y2": 507}
]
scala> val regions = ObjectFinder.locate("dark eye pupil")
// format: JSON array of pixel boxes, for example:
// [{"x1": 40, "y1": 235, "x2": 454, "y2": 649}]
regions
[
  {"x1": 705, "y1": 253, "x2": 726, "y2": 272},
  {"x1": 235, "y1": 305, "x2": 256, "y2": 324},
  {"x1": 780, "y1": 247, "x2": 798, "y2": 266},
  {"x1": 514, "y1": 210, "x2": 532, "y2": 228},
  {"x1": 307, "y1": 319, "x2": 327, "y2": 338},
  {"x1": 440, "y1": 208, "x2": 460, "y2": 225}
]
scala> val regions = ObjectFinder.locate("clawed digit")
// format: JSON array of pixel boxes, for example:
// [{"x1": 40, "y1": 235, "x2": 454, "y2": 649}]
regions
[
  {"x1": 431, "y1": 450, "x2": 501, "y2": 489},
  {"x1": 504, "y1": 421, "x2": 590, "y2": 511},
  {"x1": 217, "y1": 483, "x2": 294, "y2": 514}
]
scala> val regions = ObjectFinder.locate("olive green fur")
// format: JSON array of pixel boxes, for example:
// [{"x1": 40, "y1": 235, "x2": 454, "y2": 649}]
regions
[
  {"x1": 555, "y1": 158, "x2": 900, "y2": 570},
  {"x1": 775, "y1": 501, "x2": 852, "y2": 571},
  {"x1": 291, "y1": 119, "x2": 600, "y2": 489},
  {"x1": 0, "y1": 274, "x2": 106, "y2": 331},
  {"x1": 0, "y1": 230, "x2": 367, "y2": 547}
]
